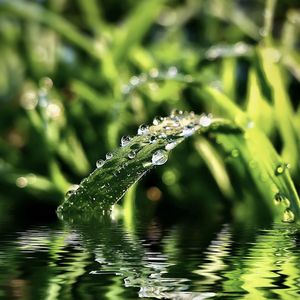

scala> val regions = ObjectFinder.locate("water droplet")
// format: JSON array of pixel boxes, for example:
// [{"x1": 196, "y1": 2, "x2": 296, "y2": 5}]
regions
[
  {"x1": 158, "y1": 132, "x2": 167, "y2": 139},
  {"x1": 275, "y1": 163, "x2": 289, "y2": 176},
  {"x1": 171, "y1": 109, "x2": 183, "y2": 117},
  {"x1": 274, "y1": 192, "x2": 290, "y2": 207},
  {"x1": 182, "y1": 126, "x2": 194, "y2": 137},
  {"x1": 275, "y1": 165, "x2": 284, "y2": 175},
  {"x1": 20, "y1": 91, "x2": 38, "y2": 110},
  {"x1": 149, "y1": 136, "x2": 157, "y2": 144},
  {"x1": 138, "y1": 124, "x2": 149, "y2": 135},
  {"x1": 106, "y1": 152, "x2": 113, "y2": 160},
  {"x1": 121, "y1": 135, "x2": 131, "y2": 147},
  {"x1": 231, "y1": 149, "x2": 239, "y2": 158},
  {"x1": 129, "y1": 76, "x2": 139, "y2": 86},
  {"x1": 96, "y1": 159, "x2": 105, "y2": 168},
  {"x1": 128, "y1": 151, "x2": 136, "y2": 159},
  {"x1": 167, "y1": 66, "x2": 178, "y2": 77},
  {"x1": 149, "y1": 68, "x2": 159, "y2": 78},
  {"x1": 65, "y1": 184, "x2": 79, "y2": 199},
  {"x1": 165, "y1": 141, "x2": 177, "y2": 151},
  {"x1": 65, "y1": 190, "x2": 74, "y2": 199},
  {"x1": 199, "y1": 114, "x2": 212, "y2": 127},
  {"x1": 283, "y1": 209, "x2": 295, "y2": 223},
  {"x1": 152, "y1": 150, "x2": 168, "y2": 166},
  {"x1": 274, "y1": 192, "x2": 283, "y2": 205},
  {"x1": 153, "y1": 116, "x2": 163, "y2": 126},
  {"x1": 16, "y1": 177, "x2": 28, "y2": 188}
]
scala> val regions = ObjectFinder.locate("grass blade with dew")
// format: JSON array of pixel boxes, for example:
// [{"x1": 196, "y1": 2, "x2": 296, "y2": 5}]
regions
[
  {"x1": 57, "y1": 110, "x2": 300, "y2": 224},
  {"x1": 57, "y1": 112, "x2": 230, "y2": 218}
]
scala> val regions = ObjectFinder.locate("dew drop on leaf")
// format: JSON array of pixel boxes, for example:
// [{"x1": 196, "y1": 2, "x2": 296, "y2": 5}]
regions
[
  {"x1": 166, "y1": 66, "x2": 178, "y2": 77},
  {"x1": 65, "y1": 190, "x2": 74, "y2": 199},
  {"x1": 275, "y1": 163, "x2": 289, "y2": 176},
  {"x1": 152, "y1": 150, "x2": 169, "y2": 166},
  {"x1": 149, "y1": 68, "x2": 159, "y2": 78},
  {"x1": 275, "y1": 164, "x2": 284, "y2": 175},
  {"x1": 137, "y1": 124, "x2": 149, "y2": 135},
  {"x1": 128, "y1": 151, "x2": 136, "y2": 159},
  {"x1": 165, "y1": 141, "x2": 177, "y2": 151},
  {"x1": 149, "y1": 136, "x2": 157, "y2": 144},
  {"x1": 274, "y1": 192, "x2": 283, "y2": 205},
  {"x1": 199, "y1": 114, "x2": 212, "y2": 127},
  {"x1": 96, "y1": 159, "x2": 105, "y2": 168},
  {"x1": 106, "y1": 152, "x2": 113, "y2": 160},
  {"x1": 65, "y1": 184, "x2": 79, "y2": 199},
  {"x1": 121, "y1": 135, "x2": 131, "y2": 147},
  {"x1": 182, "y1": 126, "x2": 194, "y2": 137}
]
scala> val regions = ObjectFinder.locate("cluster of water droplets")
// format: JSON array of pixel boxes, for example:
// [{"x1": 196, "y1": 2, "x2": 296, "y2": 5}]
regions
[
  {"x1": 270, "y1": 163, "x2": 295, "y2": 223},
  {"x1": 63, "y1": 110, "x2": 214, "y2": 208},
  {"x1": 92, "y1": 110, "x2": 212, "y2": 173},
  {"x1": 20, "y1": 77, "x2": 62, "y2": 121},
  {"x1": 205, "y1": 42, "x2": 252, "y2": 60},
  {"x1": 122, "y1": 66, "x2": 180, "y2": 95}
]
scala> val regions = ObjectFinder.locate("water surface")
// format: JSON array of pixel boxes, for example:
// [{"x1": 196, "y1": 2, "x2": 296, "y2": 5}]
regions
[{"x1": 1, "y1": 216, "x2": 300, "y2": 299}]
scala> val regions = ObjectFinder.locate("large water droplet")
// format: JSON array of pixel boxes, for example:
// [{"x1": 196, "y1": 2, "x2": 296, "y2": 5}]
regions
[
  {"x1": 274, "y1": 192, "x2": 291, "y2": 209},
  {"x1": 128, "y1": 151, "x2": 136, "y2": 159},
  {"x1": 165, "y1": 141, "x2": 177, "y2": 151},
  {"x1": 152, "y1": 150, "x2": 168, "y2": 166},
  {"x1": 138, "y1": 124, "x2": 149, "y2": 135},
  {"x1": 283, "y1": 209, "x2": 295, "y2": 223},
  {"x1": 121, "y1": 135, "x2": 131, "y2": 147},
  {"x1": 199, "y1": 114, "x2": 212, "y2": 127},
  {"x1": 96, "y1": 159, "x2": 105, "y2": 168},
  {"x1": 106, "y1": 152, "x2": 113, "y2": 160}
]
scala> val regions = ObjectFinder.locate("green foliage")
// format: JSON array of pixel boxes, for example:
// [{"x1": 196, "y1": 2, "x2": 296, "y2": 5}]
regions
[{"x1": 0, "y1": 0, "x2": 299, "y2": 223}]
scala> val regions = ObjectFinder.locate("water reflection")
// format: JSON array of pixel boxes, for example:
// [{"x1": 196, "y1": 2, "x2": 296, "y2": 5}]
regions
[{"x1": 1, "y1": 217, "x2": 300, "y2": 299}]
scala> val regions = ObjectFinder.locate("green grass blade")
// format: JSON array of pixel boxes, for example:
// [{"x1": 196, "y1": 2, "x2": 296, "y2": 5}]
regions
[
  {"x1": 57, "y1": 112, "x2": 226, "y2": 217},
  {"x1": 258, "y1": 46, "x2": 300, "y2": 172},
  {"x1": 57, "y1": 108, "x2": 300, "y2": 223}
]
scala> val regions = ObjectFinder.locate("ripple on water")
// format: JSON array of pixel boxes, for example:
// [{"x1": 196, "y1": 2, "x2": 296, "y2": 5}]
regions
[{"x1": 1, "y1": 221, "x2": 300, "y2": 299}]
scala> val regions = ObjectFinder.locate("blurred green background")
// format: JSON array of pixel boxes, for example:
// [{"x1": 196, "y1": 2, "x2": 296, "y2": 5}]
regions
[{"x1": 0, "y1": 0, "x2": 299, "y2": 225}]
